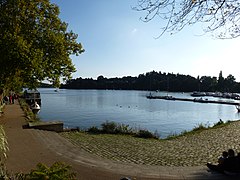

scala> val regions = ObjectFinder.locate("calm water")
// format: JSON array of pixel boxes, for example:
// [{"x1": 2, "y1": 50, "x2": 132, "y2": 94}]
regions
[{"x1": 38, "y1": 88, "x2": 240, "y2": 138}]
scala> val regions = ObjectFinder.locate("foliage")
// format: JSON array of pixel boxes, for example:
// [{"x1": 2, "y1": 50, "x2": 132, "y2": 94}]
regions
[
  {"x1": 134, "y1": 0, "x2": 240, "y2": 38},
  {"x1": 87, "y1": 126, "x2": 101, "y2": 134},
  {"x1": 213, "y1": 119, "x2": 224, "y2": 127},
  {"x1": 166, "y1": 119, "x2": 232, "y2": 140},
  {"x1": 135, "y1": 129, "x2": 159, "y2": 139},
  {"x1": 0, "y1": 126, "x2": 8, "y2": 178},
  {"x1": 16, "y1": 162, "x2": 76, "y2": 180},
  {"x1": 101, "y1": 121, "x2": 135, "y2": 135},
  {"x1": 212, "y1": 119, "x2": 231, "y2": 128},
  {"x1": 115, "y1": 123, "x2": 134, "y2": 135},
  {"x1": 0, "y1": 0, "x2": 84, "y2": 90},
  {"x1": 62, "y1": 70, "x2": 240, "y2": 92},
  {"x1": 87, "y1": 121, "x2": 157, "y2": 139},
  {"x1": 101, "y1": 121, "x2": 117, "y2": 134},
  {"x1": 192, "y1": 123, "x2": 208, "y2": 132},
  {"x1": 18, "y1": 98, "x2": 39, "y2": 121}
]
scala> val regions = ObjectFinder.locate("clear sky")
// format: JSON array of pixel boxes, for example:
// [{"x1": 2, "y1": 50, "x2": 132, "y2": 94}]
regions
[{"x1": 51, "y1": 0, "x2": 240, "y2": 81}]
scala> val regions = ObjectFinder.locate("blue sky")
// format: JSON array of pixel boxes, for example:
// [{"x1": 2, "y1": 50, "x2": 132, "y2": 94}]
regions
[{"x1": 51, "y1": 0, "x2": 240, "y2": 81}]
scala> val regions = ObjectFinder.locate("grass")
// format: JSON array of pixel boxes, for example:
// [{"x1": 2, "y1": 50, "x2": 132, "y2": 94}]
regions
[
  {"x1": 86, "y1": 119, "x2": 232, "y2": 140},
  {"x1": 166, "y1": 119, "x2": 232, "y2": 140},
  {"x1": 87, "y1": 121, "x2": 159, "y2": 139}
]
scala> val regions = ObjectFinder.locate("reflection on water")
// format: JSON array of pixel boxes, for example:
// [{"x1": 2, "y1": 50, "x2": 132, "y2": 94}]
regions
[{"x1": 38, "y1": 88, "x2": 240, "y2": 138}]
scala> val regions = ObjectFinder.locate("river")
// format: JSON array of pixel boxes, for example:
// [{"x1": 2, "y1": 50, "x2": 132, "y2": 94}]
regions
[{"x1": 38, "y1": 88, "x2": 240, "y2": 138}]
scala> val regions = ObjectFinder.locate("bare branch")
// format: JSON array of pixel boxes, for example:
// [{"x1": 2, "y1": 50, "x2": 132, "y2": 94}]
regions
[{"x1": 133, "y1": 0, "x2": 240, "y2": 38}]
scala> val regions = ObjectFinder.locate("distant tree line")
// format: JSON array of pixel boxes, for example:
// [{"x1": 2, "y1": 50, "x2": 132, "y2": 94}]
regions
[{"x1": 61, "y1": 71, "x2": 240, "y2": 93}]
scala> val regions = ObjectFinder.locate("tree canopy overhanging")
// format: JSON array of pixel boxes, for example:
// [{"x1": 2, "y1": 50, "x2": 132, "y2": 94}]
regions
[
  {"x1": 0, "y1": 0, "x2": 84, "y2": 91},
  {"x1": 134, "y1": 0, "x2": 240, "y2": 38}
]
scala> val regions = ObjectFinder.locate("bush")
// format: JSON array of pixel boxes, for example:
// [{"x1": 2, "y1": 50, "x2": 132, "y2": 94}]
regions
[
  {"x1": 135, "y1": 129, "x2": 158, "y2": 139},
  {"x1": 213, "y1": 119, "x2": 226, "y2": 128},
  {"x1": 18, "y1": 162, "x2": 76, "y2": 180},
  {"x1": 115, "y1": 124, "x2": 134, "y2": 135},
  {"x1": 87, "y1": 126, "x2": 101, "y2": 134},
  {"x1": 101, "y1": 121, "x2": 117, "y2": 134},
  {"x1": 192, "y1": 123, "x2": 208, "y2": 132},
  {"x1": 87, "y1": 121, "x2": 159, "y2": 139}
]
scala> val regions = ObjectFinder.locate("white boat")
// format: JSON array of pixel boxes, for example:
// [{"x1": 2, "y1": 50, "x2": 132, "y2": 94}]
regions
[
  {"x1": 31, "y1": 101, "x2": 41, "y2": 114},
  {"x1": 24, "y1": 89, "x2": 41, "y2": 105},
  {"x1": 191, "y1": 91, "x2": 206, "y2": 97},
  {"x1": 236, "y1": 104, "x2": 240, "y2": 112}
]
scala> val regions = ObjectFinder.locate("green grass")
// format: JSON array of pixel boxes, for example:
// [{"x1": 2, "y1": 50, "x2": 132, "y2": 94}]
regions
[
  {"x1": 85, "y1": 120, "x2": 233, "y2": 141},
  {"x1": 166, "y1": 119, "x2": 233, "y2": 140},
  {"x1": 87, "y1": 121, "x2": 159, "y2": 139}
]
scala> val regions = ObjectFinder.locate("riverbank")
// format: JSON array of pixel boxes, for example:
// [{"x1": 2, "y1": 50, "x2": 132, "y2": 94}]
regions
[
  {"x1": 38, "y1": 89, "x2": 239, "y2": 138},
  {"x1": 0, "y1": 101, "x2": 126, "y2": 180},
  {"x1": 1, "y1": 101, "x2": 240, "y2": 179},
  {"x1": 61, "y1": 121, "x2": 240, "y2": 166}
]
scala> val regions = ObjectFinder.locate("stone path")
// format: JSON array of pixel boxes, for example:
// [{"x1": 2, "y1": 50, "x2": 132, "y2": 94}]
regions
[
  {"x1": 1, "y1": 101, "x2": 240, "y2": 179},
  {"x1": 60, "y1": 122, "x2": 240, "y2": 166}
]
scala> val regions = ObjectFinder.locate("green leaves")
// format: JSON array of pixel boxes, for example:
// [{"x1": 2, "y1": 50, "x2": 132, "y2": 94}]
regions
[
  {"x1": 17, "y1": 162, "x2": 77, "y2": 180},
  {"x1": 0, "y1": 0, "x2": 84, "y2": 89}
]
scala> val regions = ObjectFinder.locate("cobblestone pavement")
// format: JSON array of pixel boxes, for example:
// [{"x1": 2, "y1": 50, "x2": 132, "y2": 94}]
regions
[
  {"x1": 31, "y1": 121, "x2": 240, "y2": 179},
  {"x1": 61, "y1": 122, "x2": 240, "y2": 167}
]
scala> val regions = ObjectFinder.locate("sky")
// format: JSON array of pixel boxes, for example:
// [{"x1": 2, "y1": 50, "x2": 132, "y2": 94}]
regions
[{"x1": 51, "y1": 0, "x2": 240, "y2": 81}]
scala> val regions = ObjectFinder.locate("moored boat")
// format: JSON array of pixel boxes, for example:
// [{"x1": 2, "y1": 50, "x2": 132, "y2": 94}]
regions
[
  {"x1": 30, "y1": 101, "x2": 41, "y2": 114},
  {"x1": 23, "y1": 89, "x2": 41, "y2": 105},
  {"x1": 236, "y1": 104, "x2": 240, "y2": 112},
  {"x1": 191, "y1": 91, "x2": 206, "y2": 97}
]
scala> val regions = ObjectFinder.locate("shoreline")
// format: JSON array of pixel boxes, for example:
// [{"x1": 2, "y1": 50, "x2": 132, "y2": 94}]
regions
[
  {"x1": 1, "y1": 101, "x2": 239, "y2": 179},
  {"x1": 37, "y1": 88, "x2": 239, "y2": 139},
  {"x1": 60, "y1": 120, "x2": 240, "y2": 166}
]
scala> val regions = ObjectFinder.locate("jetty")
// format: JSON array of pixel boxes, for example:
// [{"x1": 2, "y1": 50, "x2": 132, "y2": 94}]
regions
[{"x1": 146, "y1": 95, "x2": 239, "y2": 106}]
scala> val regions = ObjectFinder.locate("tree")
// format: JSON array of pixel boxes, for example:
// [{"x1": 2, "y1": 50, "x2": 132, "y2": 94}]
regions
[
  {"x1": 0, "y1": 0, "x2": 84, "y2": 90},
  {"x1": 200, "y1": 76, "x2": 217, "y2": 92},
  {"x1": 134, "y1": 0, "x2": 240, "y2": 38},
  {"x1": 225, "y1": 74, "x2": 236, "y2": 92},
  {"x1": 217, "y1": 70, "x2": 225, "y2": 92}
]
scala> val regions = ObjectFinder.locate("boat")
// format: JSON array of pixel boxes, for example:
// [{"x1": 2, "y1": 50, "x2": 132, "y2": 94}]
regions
[
  {"x1": 23, "y1": 89, "x2": 41, "y2": 105},
  {"x1": 190, "y1": 91, "x2": 206, "y2": 97},
  {"x1": 30, "y1": 101, "x2": 41, "y2": 114},
  {"x1": 236, "y1": 104, "x2": 240, "y2": 112},
  {"x1": 54, "y1": 88, "x2": 59, "y2": 92}
]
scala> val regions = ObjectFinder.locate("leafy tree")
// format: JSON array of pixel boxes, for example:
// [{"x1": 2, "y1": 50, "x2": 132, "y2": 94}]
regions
[
  {"x1": 0, "y1": 0, "x2": 84, "y2": 90},
  {"x1": 134, "y1": 0, "x2": 240, "y2": 38},
  {"x1": 225, "y1": 74, "x2": 236, "y2": 92},
  {"x1": 200, "y1": 76, "x2": 217, "y2": 92}
]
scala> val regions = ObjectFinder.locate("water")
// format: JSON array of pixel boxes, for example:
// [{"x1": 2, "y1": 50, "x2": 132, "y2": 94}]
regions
[{"x1": 38, "y1": 88, "x2": 240, "y2": 138}]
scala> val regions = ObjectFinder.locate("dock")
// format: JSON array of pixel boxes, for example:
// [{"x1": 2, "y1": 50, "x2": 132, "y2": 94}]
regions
[
  {"x1": 28, "y1": 121, "x2": 64, "y2": 132},
  {"x1": 146, "y1": 95, "x2": 239, "y2": 106}
]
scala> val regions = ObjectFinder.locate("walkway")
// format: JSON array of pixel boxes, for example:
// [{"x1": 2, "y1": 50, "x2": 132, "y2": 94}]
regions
[{"x1": 0, "y1": 101, "x2": 238, "y2": 179}]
